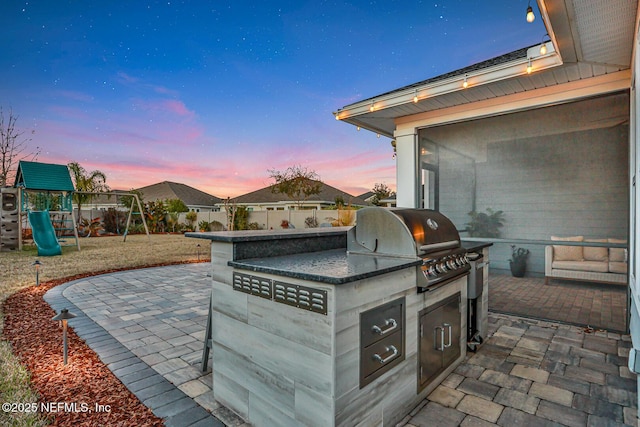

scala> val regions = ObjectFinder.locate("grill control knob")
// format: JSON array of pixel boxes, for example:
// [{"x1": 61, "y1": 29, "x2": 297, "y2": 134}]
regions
[
  {"x1": 446, "y1": 259, "x2": 457, "y2": 269},
  {"x1": 428, "y1": 265, "x2": 437, "y2": 276},
  {"x1": 436, "y1": 262, "x2": 448, "y2": 273}
]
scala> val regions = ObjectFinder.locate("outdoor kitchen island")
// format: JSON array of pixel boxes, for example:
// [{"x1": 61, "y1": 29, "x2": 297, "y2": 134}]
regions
[{"x1": 187, "y1": 208, "x2": 489, "y2": 427}]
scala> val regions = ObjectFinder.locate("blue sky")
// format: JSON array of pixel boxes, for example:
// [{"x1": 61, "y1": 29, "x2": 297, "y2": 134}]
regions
[{"x1": 1, "y1": 1, "x2": 545, "y2": 197}]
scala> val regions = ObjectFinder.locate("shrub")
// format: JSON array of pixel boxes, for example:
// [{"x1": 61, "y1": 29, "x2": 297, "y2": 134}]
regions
[
  {"x1": 103, "y1": 208, "x2": 128, "y2": 234},
  {"x1": 305, "y1": 216, "x2": 319, "y2": 228},
  {"x1": 210, "y1": 220, "x2": 225, "y2": 231},
  {"x1": 185, "y1": 211, "x2": 198, "y2": 229},
  {"x1": 233, "y1": 206, "x2": 249, "y2": 230}
]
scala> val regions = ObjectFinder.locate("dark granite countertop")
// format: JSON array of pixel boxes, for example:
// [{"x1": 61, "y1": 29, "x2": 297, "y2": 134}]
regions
[
  {"x1": 461, "y1": 240, "x2": 493, "y2": 253},
  {"x1": 228, "y1": 248, "x2": 422, "y2": 285}
]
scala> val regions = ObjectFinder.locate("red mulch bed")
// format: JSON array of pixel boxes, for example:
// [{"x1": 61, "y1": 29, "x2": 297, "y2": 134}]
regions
[{"x1": 2, "y1": 262, "x2": 205, "y2": 427}]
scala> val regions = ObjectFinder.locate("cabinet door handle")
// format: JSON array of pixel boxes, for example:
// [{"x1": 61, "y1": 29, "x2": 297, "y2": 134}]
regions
[
  {"x1": 434, "y1": 326, "x2": 444, "y2": 351},
  {"x1": 371, "y1": 318, "x2": 397, "y2": 336},
  {"x1": 373, "y1": 345, "x2": 399, "y2": 364},
  {"x1": 443, "y1": 323, "x2": 452, "y2": 348}
]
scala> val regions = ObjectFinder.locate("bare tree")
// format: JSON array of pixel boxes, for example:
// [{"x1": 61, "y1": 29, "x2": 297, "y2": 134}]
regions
[
  {"x1": 0, "y1": 107, "x2": 38, "y2": 187},
  {"x1": 268, "y1": 164, "x2": 322, "y2": 209},
  {"x1": 223, "y1": 197, "x2": 237, "y2": 230}
]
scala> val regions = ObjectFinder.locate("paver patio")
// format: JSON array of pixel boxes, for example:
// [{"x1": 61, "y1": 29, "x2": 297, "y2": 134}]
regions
[
  {"x1": 44, "y1": 264, "x2": 637, "y2": 426},
  {"x1": 489, "y1": 273, "x2": 628, "y2": 333}
]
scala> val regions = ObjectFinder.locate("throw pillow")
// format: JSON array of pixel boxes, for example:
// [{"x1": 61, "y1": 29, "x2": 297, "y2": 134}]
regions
[
  {"x1": 584, "y1": 239, "x2": 608, "y2": 262},
  {"x1": 551, "y1": 235, "x2": 584, "y2": 261},
  {"x1": 609, "y1": 238, "x2": 627, "y2": 263}
]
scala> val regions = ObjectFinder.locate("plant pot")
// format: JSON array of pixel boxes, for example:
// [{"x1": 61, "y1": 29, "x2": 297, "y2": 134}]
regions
[{"x1": 510, "y1": 260, "x2": 526, "y2": 278}]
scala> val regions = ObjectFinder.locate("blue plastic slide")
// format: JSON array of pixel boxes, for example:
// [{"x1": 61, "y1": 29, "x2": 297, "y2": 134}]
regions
[{"x1": 28, "y1": 211, "x2": 62, "y2": 256}]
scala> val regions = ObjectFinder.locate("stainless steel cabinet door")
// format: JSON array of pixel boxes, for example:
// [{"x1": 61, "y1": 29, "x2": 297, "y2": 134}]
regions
[{"x1": 418, "y1": 292, "x2": 461, "y2": 391}]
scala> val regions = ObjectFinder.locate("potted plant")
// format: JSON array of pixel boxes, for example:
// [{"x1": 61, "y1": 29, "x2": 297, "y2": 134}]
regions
[{"x1": 509, "y1": 245, "x2": 530, "y2": 277}]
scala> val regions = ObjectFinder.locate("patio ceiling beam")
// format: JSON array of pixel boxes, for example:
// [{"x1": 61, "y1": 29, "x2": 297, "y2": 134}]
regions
[{"x1": 394, "y1": 69, "x2": 631, "y2": 135}]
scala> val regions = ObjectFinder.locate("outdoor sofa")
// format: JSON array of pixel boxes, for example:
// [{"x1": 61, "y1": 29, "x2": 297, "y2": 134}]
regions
[{"x1": 545, "y1": 236, "x2": 627, "y2": 285}]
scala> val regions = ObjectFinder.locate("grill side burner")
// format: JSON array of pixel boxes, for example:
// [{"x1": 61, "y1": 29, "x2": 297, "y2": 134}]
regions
[{"x1": 348, "y1": 208, "x2": 470, "y2": 292}]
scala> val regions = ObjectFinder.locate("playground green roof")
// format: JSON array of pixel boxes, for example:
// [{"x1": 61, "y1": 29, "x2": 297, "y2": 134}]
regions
[{"x1": 14, "y1": 161, "x2": 75, "y2": 192}]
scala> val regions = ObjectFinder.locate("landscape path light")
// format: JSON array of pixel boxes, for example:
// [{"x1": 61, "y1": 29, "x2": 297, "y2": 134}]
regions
[
  {"x1": 32, "y1": 260, "x2": 42, "y2": 286},
  {"x1": 51, "y1": 308, "x2": 76, "y2": 365}
]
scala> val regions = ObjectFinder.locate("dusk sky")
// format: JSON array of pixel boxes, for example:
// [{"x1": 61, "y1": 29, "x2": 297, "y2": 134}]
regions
[{"x1": 1, "y1": 1, "x2": 545, "y2": 198}]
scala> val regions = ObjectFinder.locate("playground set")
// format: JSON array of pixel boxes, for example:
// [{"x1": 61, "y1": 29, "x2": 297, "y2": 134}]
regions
[{"x1": 0, "y1": 161, "x2": 148, "y2": 256}]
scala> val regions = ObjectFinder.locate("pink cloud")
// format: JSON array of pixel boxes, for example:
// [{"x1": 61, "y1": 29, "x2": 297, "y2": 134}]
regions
[
  {"x1": 35, "y1": 142, "x2": 395, "y2": 199},
  {"x1": 153, "y1": 86, "x2": 179, "y2": 96},
  {"x1": 116, "y1": 72, "x2": 180, "y2": 97},
  {"x1": 55, "y1": 90, "x2": 95, "y2": 103},
  {"x1": 30, "y1": 96, "x2": 396, "y2": 200},
  {"x1": 116, "y1": 72, "x2": 139, "y2": 84},
  {"x1": 161, "y1": 100, "x2": 194, "y2": 117},
  {"x1": 47, "y1": 106, "x2": 93, "y2": 121},
  {"x1": 133, "y1": 98, "x2": 196, "y2": 120}
]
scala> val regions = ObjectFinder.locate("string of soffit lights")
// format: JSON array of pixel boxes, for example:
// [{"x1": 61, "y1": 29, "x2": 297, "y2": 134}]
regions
[{"x1": 333, "y1": 0, "x2": 553, "y2": 143}]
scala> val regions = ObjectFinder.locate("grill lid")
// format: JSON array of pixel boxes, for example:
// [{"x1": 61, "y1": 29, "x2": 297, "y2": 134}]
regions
[{"x1": 347, "y1": 208, "x2": 461, "y2": 257}]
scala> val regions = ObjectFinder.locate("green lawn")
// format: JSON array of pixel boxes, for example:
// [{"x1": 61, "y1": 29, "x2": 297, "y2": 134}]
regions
[{"x1": 0, "y1": 234, "x2": 208, "y2": 426}]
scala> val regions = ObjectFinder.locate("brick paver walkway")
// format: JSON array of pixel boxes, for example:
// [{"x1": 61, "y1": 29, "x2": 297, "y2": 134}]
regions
[
  {"x1": 489, "y1": 273, "x2": 628, "y2": 333},
  {"x1": 44, "y1": 264, "x2": 638, "y2": 426},
  {"x1": 44, "y1": 264, "x2": 245, "y2": 427},
  {"x1": 403, "y1": 313, "x2": 638, "y2": 427}
]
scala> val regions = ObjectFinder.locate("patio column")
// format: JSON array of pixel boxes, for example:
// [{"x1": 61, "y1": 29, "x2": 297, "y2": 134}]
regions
[{"x1": 394, "y1": 129, "x2": 419, "y2": 208}]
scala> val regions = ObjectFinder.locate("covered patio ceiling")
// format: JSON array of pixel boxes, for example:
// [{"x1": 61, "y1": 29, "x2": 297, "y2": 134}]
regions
[{"x1": 334, "y1": 0, "x2": 637, "y2": 137}]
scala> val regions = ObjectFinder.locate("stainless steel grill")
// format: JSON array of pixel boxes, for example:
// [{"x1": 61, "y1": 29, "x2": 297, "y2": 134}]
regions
[{"x1": 347, "y1": 208, "x2": 470, "y2": 292}]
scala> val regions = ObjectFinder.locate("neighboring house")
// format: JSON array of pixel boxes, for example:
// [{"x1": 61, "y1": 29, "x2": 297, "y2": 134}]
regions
[
  {"x1": 136, "y1": 181, "x2": 222, "y2": 212},
  {"x1": 86, "y1": 190, "x2": 132, "y2": 211},
  {"x1": 357, "y1": 191, "x2": 375, "y2": 205},
  {"x1": 74, "y1": 182, "x2": 222, "y2": 212},
  {"x1": 335, "y1": 0, "x2": 640, "y2": 406},
  {"x1": 229, "y1": 180, "x2": 369, "y2": 211},
  {"x1": 378, "y1": 195, "x2": 396, "y2": 208},
  {"x1": 357, "y1": 191, "x2": 397, "y2": 207}
]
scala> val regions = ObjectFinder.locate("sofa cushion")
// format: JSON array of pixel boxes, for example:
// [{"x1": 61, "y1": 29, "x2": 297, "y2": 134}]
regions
[
  {"x1": 552, "y1": 260, "x2": 609, "y2": 273},
  {"x1": 551, "y1": 236, "x2": 584, "y2": 261},
  {"x1": 584, "y1": 239, "x2": 609, "y2": 262},
  {"x1": 609, "y1": 262, "x2": 628, "y2": 274},
  {"x1": 609, "y1": 238, "x2": 627, "y2": 262}
]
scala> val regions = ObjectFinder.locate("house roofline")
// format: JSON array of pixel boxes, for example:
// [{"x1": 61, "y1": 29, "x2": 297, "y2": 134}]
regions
[{"x1": 334, "y1": 44, "x2": 562, "y2": 137}]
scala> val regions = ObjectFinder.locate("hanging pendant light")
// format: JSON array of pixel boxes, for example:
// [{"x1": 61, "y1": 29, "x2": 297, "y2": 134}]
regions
[
  {"x1": 526, "y1": 1, "x2": 535, "y2": 23},
  {"x1": 539, "y1": 34, "x2": 550, "y2": 55}
]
